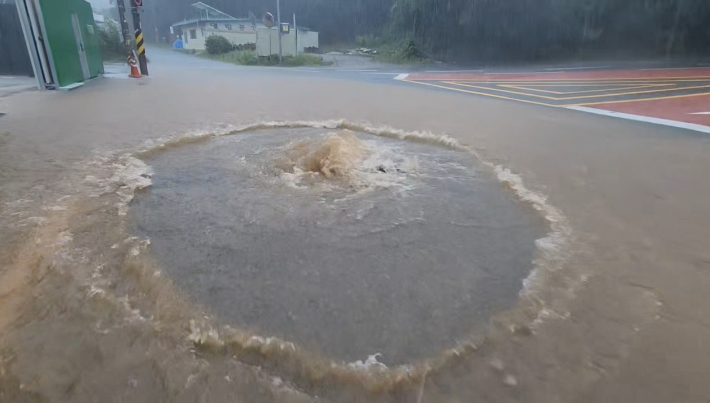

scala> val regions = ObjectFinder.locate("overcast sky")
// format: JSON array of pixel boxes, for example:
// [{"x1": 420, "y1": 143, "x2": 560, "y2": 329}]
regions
[{"x1": 87, "y1": 0, "x2": 112, "y2": 11}]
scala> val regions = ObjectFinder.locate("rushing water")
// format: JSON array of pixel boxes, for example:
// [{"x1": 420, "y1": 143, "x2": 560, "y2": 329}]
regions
[
  {"x1": 129, "y1": 128, "x2": 546, "y2": 365},
  {"x1": 0, "y1": 119, "x2": 571, "y2": 402}
]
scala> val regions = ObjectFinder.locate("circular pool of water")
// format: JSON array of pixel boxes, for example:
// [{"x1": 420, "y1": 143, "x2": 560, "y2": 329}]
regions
[{"x1": 129, "y1": 127, "x2": 545, "y2": 364}]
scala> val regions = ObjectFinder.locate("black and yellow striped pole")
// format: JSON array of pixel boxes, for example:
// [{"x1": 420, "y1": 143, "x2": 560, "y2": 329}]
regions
[
  {"x1": 134, "y1": 28, "x2": 148, "y2": 75},
  {"x1": 131, "y1": 0, "x2": 148, "y2": 75}
]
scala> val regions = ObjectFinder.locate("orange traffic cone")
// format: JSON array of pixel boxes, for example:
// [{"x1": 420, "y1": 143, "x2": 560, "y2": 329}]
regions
[{"x1": 129, "y1": 62, "x2": 142, "y2": 78}]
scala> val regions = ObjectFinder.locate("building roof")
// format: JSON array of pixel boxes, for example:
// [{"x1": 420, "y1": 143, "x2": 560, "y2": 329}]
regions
[
  {"x1": 171, "y1": 2, "x2": 252, "y2": 28},
  {"x1": 170, "y1": 2, "x2": 314, "y2": 31},
  {"x1": 190, "y1": 2, "x2": 235, "y2": 19},
  {"x1": 172, "y1": 18, "x2": 253, "y2": 28}
]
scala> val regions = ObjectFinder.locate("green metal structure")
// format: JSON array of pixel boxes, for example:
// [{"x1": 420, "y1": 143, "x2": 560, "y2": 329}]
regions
[
  {"x1": 38, "y1": 0, "x2": 102, "y2": 87},
  {"x1": 17, "y1": 0, "x2": 103, "y2": 89}
]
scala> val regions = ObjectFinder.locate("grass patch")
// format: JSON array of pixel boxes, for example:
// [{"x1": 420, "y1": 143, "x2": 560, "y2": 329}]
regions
[
  {"x1": 199, "y1": 50, "x2": 332, "y2": 67},
  {"x1": 372, "y1": 40, "x2": 429, "y2": 65},
  {"x1": 284, "y1": 54, "x2": 331, "y2": 66}
]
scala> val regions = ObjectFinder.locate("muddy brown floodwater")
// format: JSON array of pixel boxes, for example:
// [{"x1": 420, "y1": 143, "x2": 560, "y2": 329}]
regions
[
  {"x1": 2, "y1": 49, "x2": 710, "y2": 402},
  {"x1": 0, "y1": 116, "x2": 567, "y2": 402},
  {"x1": 128, "y1": 127, "x2": 546, "y2": 365}
]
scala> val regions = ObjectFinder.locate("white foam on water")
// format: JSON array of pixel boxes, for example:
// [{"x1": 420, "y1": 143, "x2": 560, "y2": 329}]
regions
[
  {"x1": 486, "y1": 164, "x2": 580, "y2": 328},
  {"x1": 274, "y1": 133, "x2": 419, "y2": 197},
  {"x1": 79, "y1": 118, "x2": 577, "y2": 386},
  {"x1": 82, "y1": 154, "x2": 153, "y2": 216},
  {"x1": 125, "y1": 118, "x2": 577, "y2": 329},
  {"x1": 348, "y1": 353, "x2": 388, "y2": 371}
]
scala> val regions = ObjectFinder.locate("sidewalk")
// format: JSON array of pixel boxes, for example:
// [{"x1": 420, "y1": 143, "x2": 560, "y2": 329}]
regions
[{"x1": 0, "y1": 75, "x2": 36, "y2": 97}]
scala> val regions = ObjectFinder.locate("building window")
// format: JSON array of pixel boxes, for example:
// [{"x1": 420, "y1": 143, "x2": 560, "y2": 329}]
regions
[{"x1": 190, "y1": 29, "x2": 197, "y2": 39}]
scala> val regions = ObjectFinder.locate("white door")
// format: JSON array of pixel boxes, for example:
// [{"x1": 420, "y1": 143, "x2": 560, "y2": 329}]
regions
[{"x1": 71, "y1": 13, "x2": 90, "y2": 80}]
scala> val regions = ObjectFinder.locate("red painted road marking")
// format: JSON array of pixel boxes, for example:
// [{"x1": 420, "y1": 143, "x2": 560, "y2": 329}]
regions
[
  {"x1": 401, "y1": 68, "x2": 710, "y2": 133},
  {"x1": 585, "y1": 94, "x2": 710, "y2": 127}
]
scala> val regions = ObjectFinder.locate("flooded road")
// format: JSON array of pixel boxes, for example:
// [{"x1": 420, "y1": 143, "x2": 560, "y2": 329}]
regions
[
  {"x1": 129, "y1": 128, "x2": 544, "y2": 364},
  {"x1": 1, "y1": 49, "x2": 710, "y2": 402}
]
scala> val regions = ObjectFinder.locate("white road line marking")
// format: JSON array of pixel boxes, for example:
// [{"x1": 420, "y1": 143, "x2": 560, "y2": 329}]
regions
[
  {"x1": 485, "y1": 71, "x2": 558, "y2": 75},
  {"x1": 689, "y1": 111, "x2": 710, "y2": 115},
  {"x1": 567, "y1": 106, "x2": 710, "y2": 134},
  {"x1": 341, "y1": 69, "x2": 378, "y2": 72},
  {"x1": 394, "y1": 73, "x2": 409, "y2": 80},
  {"x1": 545, "y1": 66, "x2": 610, "y2": 71},
  {"x1": 364, "y1": 72, "x2": 401, "y2": 75},
  {"x1": 640, "y1": 67, "x2": 706, "y2": 71},
  {"x1": 425, "y1": 70, "x2": 484, "y2": 73},
  {"x1": 292, "y1": 69, "x2": 321, "y2": 73}
]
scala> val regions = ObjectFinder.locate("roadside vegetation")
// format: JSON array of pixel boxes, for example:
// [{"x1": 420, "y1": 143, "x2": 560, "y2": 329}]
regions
[
  {"x1": 320, "y1": 35, "x2": 428, "y2": 64},
  {"x1": 200, "y1": 35, "x2": 331, "y2": 67},
  {"x1": 145, "y1": 0, "x2": 709, "y2": 65},
  {"x1": 369, "y1": 38, "x2": 428, "y2": 64},
  {"x1": 97, "y1": 20, "x2": 125, "y2": 62}
]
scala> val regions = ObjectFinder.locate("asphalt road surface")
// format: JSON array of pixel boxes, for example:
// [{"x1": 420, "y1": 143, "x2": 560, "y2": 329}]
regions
[{"x1": 1, "y1": 48, "x2": 709, "y2": 402}]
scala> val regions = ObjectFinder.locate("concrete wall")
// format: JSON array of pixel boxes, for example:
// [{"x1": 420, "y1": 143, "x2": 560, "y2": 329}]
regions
[
  {"x1": 180, "y1": 21, "x2": 261, "y2": 50},
  {"x1": 182, "y1": 23, "x2": 318, "y2": 54},
  {"x1": 204, "y1": 21, "x2": 257, "y2": 47},
  {"x1": 297, "y1": 30, "x2": 318, "y2": 50},
  {"x1": 205, "y1": 29, "x2": 256, "y2": 47},
  {"x1": 182, "y1": 24, "x2": 205, "y2": 50},
  {"x1": 256, "y1": 28, "x2": 319, "y2": 57}
]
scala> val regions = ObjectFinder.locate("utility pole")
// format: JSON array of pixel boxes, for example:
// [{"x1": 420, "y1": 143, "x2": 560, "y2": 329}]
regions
[
  {"x1": 116, "y1": 0, "x2": 133, "y2": 62},
  {"x1": 131, "y1": 0, "x2": 148, "y2": 75},
  {"x1": 277, "y1": 0, "x2": 282, "y2": 65},
  {"x1": 293, "y1": 13, "x2": 297, "y2": 56}
]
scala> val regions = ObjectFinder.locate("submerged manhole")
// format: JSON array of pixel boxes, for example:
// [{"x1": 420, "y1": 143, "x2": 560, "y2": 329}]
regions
[{"x1": 129, "y1": 127, "x2": 545, "y2": 365}]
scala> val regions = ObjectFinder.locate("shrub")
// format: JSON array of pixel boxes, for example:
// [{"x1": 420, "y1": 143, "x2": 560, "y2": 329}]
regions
[
  {"x1": 355, "y1": 34, "x2": 380, "y2": 48},
  {"x1": 98, "y1": 20, "x2": 124, "y2": 59},
  {"x1": 400, "y1": 39, "x2": 425, "y2": 60},
  {"x1": 205, "y1": 35, "x2": 234, "y2": 55},
  {"x1": 233, "y1": 43, "x2": 256, "y2": 52},
  {"x1": 373, "y1": 39, "x2": 428, "y2": 64}
]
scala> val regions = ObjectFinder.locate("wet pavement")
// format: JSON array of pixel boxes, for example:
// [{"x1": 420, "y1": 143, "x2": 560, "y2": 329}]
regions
[
  {"x1": 0, "y1": 75, "x2": 35, "y2": 98},
  {"x1": 0, "y1": 48, "x2": 709, "y2": 402}
]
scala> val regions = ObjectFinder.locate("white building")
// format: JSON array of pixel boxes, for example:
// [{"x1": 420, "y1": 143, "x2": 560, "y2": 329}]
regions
[{"x1": 171, "y1": 2, "x2": 318, "y2": 56}]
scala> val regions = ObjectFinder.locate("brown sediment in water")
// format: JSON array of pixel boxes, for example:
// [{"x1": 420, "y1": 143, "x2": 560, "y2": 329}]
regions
[
  {"x1": 272, "y1": 130, "x2": 370, "y2": 181},
  {"x1": 126, "y1": 123, "x2": 566, "y2": 392},
  {"x1": 0, "y1": 120, "x2": 572, "y2": 402},
  {"x1": 301, "y1": 131, "x2": 368, "y2": 178}
]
